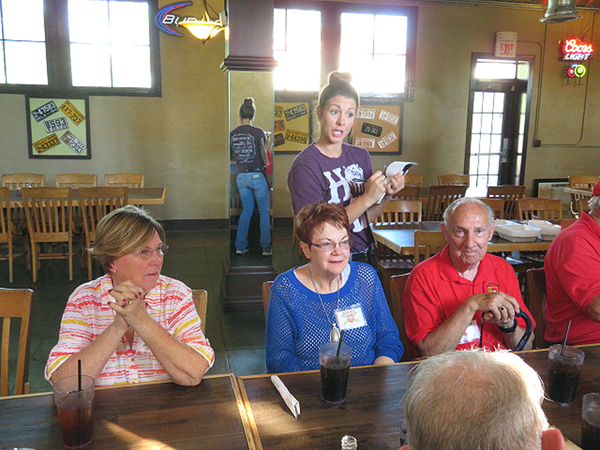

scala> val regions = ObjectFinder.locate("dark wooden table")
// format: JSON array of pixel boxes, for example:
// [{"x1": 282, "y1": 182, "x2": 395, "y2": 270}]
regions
[
  {"x1": 371, "y1": 221, "x2": 553, "y2": 255},
  {"x1": 238, "y1": 345, "x2": 600, "y2": 449},
  {"x1": 0, "y1": 374, "x2": 253, "y2": 450}
]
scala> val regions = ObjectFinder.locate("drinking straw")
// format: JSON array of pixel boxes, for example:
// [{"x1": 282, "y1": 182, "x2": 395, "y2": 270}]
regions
[
  {"x1": 560, "y1": 320, "x2": 572, "y2": 356},
  {"x1": 336, "y1": 330, "x2": 345, "y2": 357},
  {"x1": 77, "y1": 359, "x2": 82, "y2": 392}
]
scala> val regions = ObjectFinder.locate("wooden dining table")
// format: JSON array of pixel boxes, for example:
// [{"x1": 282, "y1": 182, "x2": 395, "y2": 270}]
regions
[
  {"x1": 239, "y1": 345, "x2": 600, "y2": 450},
  {"x1": 0, "y1": 374, "x2": 252, "y2": 450},
  {"x1": 8, "y1": 187, "x2": 167, "y2": 207},
  {"x1": 371, "y1": 221, "x2": 553, "y2": 255}
]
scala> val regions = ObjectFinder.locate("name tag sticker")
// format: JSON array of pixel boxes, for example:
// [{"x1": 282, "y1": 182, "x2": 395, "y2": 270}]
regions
[
  {"x1": 334, "y1": 304, "x2": 367, "y2": 331},
  {"x1": 459, "y1": 322, "x2": 481, "y2": 345}
]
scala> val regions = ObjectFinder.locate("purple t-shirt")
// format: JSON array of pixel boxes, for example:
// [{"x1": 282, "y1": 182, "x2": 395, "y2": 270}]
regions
[
  {"x1": 287, "y1": 143, "x2": 374, "y2": 252},
  {"x1": 230, "y1": 125, "x2": 267, "y2": 172}
]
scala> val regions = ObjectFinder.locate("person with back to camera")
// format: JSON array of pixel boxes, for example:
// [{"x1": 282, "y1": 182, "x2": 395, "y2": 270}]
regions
[
  {"x1": 230, "y1": 97, "x2": 272, "y2": 256},
  {"x1": 545, "y1": 179, "x2": 600, "y2": 345},
  {"x1": 401, "y1": 349, "x2": 566, "y2": 450},
  {"x1": 45, "y1": 205, "x2": 214, "y2": 386},
  {"x1": 265, "y1": 202, "x2": 403, "y2": 373},
  {"x1": 287, "y1": 72, "x2": 407, "y2": 266}
]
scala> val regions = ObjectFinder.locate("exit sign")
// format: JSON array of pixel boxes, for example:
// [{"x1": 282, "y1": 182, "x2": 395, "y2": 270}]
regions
[{"x1": 495, "y1": 32, "x2": 517, "y2": 58}]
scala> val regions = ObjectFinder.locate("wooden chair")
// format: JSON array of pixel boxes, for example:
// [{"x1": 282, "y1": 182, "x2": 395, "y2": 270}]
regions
[
  {"x1": 414, "y1": 229, "x2": 446, "y2": 264},
  {"x1": 262, "y1": 280, "x2": 273, "y2": 318},
  {"x1": 79, "y1": 187, "x2": 128, "y2": 280},
  {"x1": 21, "y1": 187, "x2": 73, "y2": 282},
  {"x1": 191, "y1": 289, "x2": 208, "y2": 334},
  {"x1": 1, "y1": 173, "x2": 45, "y2": 190},
  {"x1": 526, "y1": 268, "x2": 547, "y2": 349},
  {"x1": 487, "y1": 185, "x2": 525, "y2": 220},
  {"x1": 393, "y1": 185, "x2": 421, "y2": 200},
  {"x1": 55, "y1": 173, "x2": 98, "y2": 188},
  {"x1": 423, "y1": 185, "x2": 467, "y2": 221},
  {"x1": 480, "y1": 197, "x2": 505, "y2": 219},
  {"x1": 389, "y1": 273, "x2": 418, "y2": 361},
  {"x1": 0, "y1": 188, "x2": 15, "y2": 283},
  {"x1": 569, "y1": 175, "x2": 598, "y2": 217},
  {"x1": 104, "y1": 173, "x2": 145, "y2": 188},
  {"x1": 404, "y1": 174, "x2": 423, "y2": 187},
  {"x1": 0, "y1": 288, "x2": 34, "y2": 396},
  {"x1": 437, "y1": 173, "x2": 469, "y2": 186},
  {"x1": 518, "y1": 197, "x2": 563, "y2": 221},
  {"x1": 375, "y1": 200, "x2": 422, "y2": 224}
]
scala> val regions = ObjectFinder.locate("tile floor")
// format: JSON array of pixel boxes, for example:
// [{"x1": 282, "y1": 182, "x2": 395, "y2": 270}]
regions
[{"x1": 1, "y1": 226, "x2": 304, "y2": 394}]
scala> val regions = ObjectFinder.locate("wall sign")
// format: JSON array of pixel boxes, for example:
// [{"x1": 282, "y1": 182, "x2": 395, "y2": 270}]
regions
[
  {"x1": 352, "y1": 104, "x2": 403, "y2": 154},
  {"x1": 567, "y1": 63, "x2": 587, "y2": 78},
  {"x1": 273, "y1": 102, "x2": 311, "y2": 153},
  {"x1": 26, "y1": 97, "x2": 91, "y2": 159},
  {"x1": 562, "y1": 38, "x2": 594, "y2": 61}
]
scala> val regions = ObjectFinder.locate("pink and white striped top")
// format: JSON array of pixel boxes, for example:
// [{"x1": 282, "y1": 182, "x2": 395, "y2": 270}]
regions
[{"x1": 45, "y1": 274, "x2": 214, "y2": 386}]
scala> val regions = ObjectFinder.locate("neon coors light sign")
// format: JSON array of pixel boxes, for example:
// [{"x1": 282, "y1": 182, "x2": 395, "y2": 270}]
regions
[{"x1": 562, "y1": 38, "x2": 594, "y2": 61}]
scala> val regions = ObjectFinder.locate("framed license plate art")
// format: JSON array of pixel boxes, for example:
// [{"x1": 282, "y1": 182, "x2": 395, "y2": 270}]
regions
[
  {"x1": 26, "y1": 96, "x2": 91, "y2": 159},
  {"x1": 352, "y1": 103, "x2": 403, "y2": 154},
  {"x1": 273, "y1": 102, "x2": 311, "y2": 153}
]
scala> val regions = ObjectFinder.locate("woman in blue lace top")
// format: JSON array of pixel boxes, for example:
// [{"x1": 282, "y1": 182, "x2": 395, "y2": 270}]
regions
[{"x1": 265, "y1": 202, "x2": 403, "y2": 373}]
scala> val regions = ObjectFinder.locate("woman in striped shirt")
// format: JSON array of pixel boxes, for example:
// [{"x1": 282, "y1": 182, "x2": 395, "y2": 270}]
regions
[{"x1": 45, "y1": 205, "x2": 214, "y2": 387}]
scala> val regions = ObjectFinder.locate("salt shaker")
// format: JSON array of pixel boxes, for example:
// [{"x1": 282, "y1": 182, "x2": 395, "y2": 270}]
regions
[{"x1": 341, "y1": 435, "x2": 357, "y2": 449}]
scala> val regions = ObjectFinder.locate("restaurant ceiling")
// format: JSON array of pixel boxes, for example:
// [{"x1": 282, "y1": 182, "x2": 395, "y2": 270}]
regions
[{"x1": 427, "y1": 0, "x2": 600, "y2": 9}]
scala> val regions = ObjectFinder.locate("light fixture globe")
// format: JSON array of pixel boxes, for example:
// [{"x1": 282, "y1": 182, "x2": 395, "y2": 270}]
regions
[
  {"x1": 179, "y1": 0, "x2": 225, "y2": 44},
  {"x1": 540, "y1": 0, "x2": 582, "y2": 24}
]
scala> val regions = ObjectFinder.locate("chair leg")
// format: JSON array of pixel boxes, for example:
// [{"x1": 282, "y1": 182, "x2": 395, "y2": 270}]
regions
[
  {"x1": 8, "y1": 244, "x2": 13, "y2": 284},
  {"x1": 87, "y1": 251, "x2": 93, "y2": 280},
  {"x1": 68, "y1": 241, "x2": 73, "y2": 281},
  {"x1": 31, "y1": 242, "x2": 38, "y2": 283}
]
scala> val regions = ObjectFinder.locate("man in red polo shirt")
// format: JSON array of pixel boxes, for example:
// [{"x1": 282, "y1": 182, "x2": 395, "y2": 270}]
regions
[
  {"x1": 403, "y1": 198, "x2": 535, "y2": 356},
  {"x1": 545, "y1": 180, "x2": 600, "y2": 345}
]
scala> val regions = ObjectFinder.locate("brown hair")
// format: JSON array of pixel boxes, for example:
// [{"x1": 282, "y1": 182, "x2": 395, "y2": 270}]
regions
[
  {"x1": 239, "y1": 97, "x2": 256, "y2": 120},
  {"x1": 318, "y1": 72, "x2": 359, "y2": 111},
  {"x1": 296, "y1": 202, "x2": 351, "y2": 244},
  {"x1": 90, "y1": 205, "x2": 166, "y2": 273}
]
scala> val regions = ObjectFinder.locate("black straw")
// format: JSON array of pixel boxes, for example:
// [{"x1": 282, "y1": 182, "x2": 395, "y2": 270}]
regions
[
  {"x1": 560, "y1": 321, "x2": 572, "y2": 356},
  {"x1": 336, "y1": 330, "x2": 345, "y2": 357},
  {"x1": 77, "y1": 359, "x2": 82, "y2": 392}
]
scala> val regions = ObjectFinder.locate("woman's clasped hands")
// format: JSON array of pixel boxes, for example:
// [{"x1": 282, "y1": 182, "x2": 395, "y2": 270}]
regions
[{"x1": 108, "y1": 280, "x2": 148, "y2": 331}]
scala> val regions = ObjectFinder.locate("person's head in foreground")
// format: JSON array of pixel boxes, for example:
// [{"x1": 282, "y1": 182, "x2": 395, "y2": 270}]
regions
[
  {"x1": 91, "y1": 204, "x2": 167, "y2": 293},
  {"x1": 401, "y1": 350, "x2": 565, "y2": 450},
  {"x1": 589, "y1": 180, "x2": 600, "y2": 217}
]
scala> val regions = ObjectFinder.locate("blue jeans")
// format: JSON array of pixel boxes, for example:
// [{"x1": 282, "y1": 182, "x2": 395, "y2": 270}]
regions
[{"x1": 235, "y1": 172, "x2": 271, "y2": 251}]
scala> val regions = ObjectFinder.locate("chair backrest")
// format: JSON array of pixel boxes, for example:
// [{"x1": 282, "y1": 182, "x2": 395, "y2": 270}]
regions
[
  {"x1": 518, "y1": 197, "x2": 563, "y2": 221},
  {"x1": 526, "y1": 268, "x2": 546, "y2": 349},
  {"x1": 0, "y1": 288, "x2": 34, "y2": 396},
  {"x1": 569, "y1": 175, "x2": 598, "y2": 216},
  {"x1": 414, "y1": 229, "x2": 446, "y2": 264},
  {"x1": 480, "y1": 197, "x2": 505, "y2": 219},
  {"x1": 104, "y1": 173, "x2": 145, "y2": 188},
  {"x1": 56, "y1": 173, "x2": 98, "y2": 188},
  {"x1": 191, "y1": 289, "x2": 208, "y2": 334},
  {"x1": 262, "y1": 280, "x2": 273, "y2": 318},
  {"x1": 78, "y1": 187, "x2": 129, "y2": 242},
  {"x1": 437, "y1": 173, "x2": 469, "y2": 186},
  {"x1": 21, "y1": 187, "x2": 72, "y2": 240},
  {"x1": 2, "y1": 173, "x2": 45, "y2": 190},
  {"x1": 393, "y1": 186, "x2": 421, "y2": 200},
  {"x1": 389, "y1": 273, "x2": 417, "y2": 361},
  {"x1": 487, "y1": 185, "x2": 525, "y2": 219},
  {"x1": 424, "y1": 185, "x2": 467, "y2": 221},
  {"x1": 404, "y1": 174, "x2": 423, "y2": 187},
  {"x1": 0, "y1": 187, "x2": 13, "y2": 283},
  {"x1": 375, "y1": 200, "x2": 422, "y2": 224}
]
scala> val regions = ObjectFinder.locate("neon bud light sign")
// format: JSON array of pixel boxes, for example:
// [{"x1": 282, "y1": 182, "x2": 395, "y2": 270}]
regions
[{"x1": 562, "y1": 38, "x2": 594, "y2": 61}]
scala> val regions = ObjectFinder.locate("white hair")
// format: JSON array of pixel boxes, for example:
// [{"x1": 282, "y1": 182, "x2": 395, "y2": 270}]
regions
[
  {"x1": 402, "y1": 350, "x2": 548, "y2": 450},
  {"x1": 588, "y1": 195, "x2": 600, "y2": 213},
  {"x1": 443, "y1": 198, "x2": 494, "y2": 226}
]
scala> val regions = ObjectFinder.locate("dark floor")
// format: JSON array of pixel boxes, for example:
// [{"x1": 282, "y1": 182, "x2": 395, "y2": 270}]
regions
[{"x1": 1, "y1": 226, "x2": 304, "y2": 394}]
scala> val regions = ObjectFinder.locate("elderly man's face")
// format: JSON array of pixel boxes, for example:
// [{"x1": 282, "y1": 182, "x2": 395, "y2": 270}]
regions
[{"x1": 442, "y1": 202, "x2": 494, "y2": 270}]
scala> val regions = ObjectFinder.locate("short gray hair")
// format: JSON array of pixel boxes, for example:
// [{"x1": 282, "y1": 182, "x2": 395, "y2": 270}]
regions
[
  {"x1": 443, "y1": 197, "x2": 494, "y2": 226},
  {"x1": 402, "y1": 350, "x2": 548, "y2": 450},
  {"x1": 589, "y1": 195, "x2": 600, "y2": 213}
]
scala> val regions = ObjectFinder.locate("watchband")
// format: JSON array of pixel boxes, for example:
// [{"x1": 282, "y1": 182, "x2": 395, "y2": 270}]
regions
[{"x1": 497, "y1": 318, "x2": 518, "y2": 333}]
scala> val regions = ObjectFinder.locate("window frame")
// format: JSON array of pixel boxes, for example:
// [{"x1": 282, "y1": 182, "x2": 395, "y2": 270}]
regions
[
  {"x1": 274, "y1": 0, "x2": 418, "y2": 104},
  {"x1": 0, "y1": 0, "x2": 161, "y2": 97}
]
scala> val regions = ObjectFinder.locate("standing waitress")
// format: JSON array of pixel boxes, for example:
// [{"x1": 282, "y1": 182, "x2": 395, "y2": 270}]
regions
[
  {"x1": 288, "y1": 72, "x2": 406, "y2": 264},
  {"x1": 231, "y1": 98, "x2": 272, "y2": 256}
]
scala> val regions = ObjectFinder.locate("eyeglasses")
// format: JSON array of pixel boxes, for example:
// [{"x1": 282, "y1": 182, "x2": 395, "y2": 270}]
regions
[
  {"x1": 309, "y1": 239, "x2": 351, "y2": 252},
  {"x1": 133, "y1": 244, "x2": 169, "y2": 259}
]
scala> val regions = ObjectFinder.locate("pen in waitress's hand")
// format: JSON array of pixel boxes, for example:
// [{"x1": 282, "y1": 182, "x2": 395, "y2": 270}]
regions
[{"x1": 352, "y1": 178, "x2": 367, "y2": 183}]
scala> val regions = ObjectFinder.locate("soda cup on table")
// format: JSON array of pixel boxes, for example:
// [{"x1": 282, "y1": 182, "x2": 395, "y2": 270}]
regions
[
  {"x1": 319, "y1": 342, "x2": 351, "y2": 404},
  {"x1": 547, "y1": 344, "x2": 585, "y2": 405},
  {"x1": 582, "y1": 393, "x2": 600, "y2": 450},
  {"x1": 53, "y1": 375, "x2": 95, "y2": 449}
]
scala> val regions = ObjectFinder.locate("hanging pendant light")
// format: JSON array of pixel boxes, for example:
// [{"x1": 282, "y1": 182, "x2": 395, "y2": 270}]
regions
[
  {"x1": 540, "y1": 0, "x2": 581, "y2": 24},
  {"x1": 179, "y1": 0, "x2": 225, "y2": 44}
]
